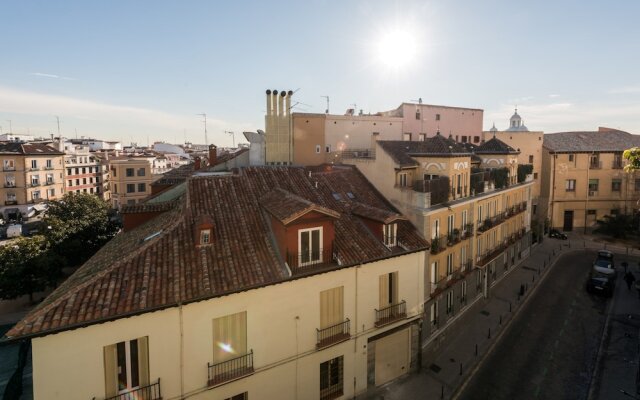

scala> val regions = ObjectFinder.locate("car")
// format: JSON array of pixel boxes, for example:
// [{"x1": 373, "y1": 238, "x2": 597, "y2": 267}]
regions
[
  {"x1": 596, "y1": 250, "x2": 614, "y2": 262},
  {"x1": 593, "y1": 258, "x2": 616, "y2": 279},
  {"x1": 549, "y1": 229, "x2": 568, "y2": 240},
  {"x1": 586, "y1": 275, "x2": 614, "y2": 297}
]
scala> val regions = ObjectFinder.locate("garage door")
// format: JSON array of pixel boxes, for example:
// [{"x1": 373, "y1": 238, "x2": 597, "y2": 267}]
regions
[{"x1": 374, "y1": 328, "x2": 410, "y2": 386}]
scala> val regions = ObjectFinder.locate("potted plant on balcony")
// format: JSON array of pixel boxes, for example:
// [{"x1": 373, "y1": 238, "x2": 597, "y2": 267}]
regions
[{"x1": 430, "y1": 236, "x2": 441, "y2": 254}]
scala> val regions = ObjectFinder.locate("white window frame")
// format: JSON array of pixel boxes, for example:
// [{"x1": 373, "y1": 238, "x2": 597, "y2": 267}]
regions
[
  {"x1": 298, "y1": 227, "x2": 323, "y2": 266},
  {"x1": 200, "y1": 229, "x2": 211, "y2": 245},
  {"x1": 315, "y1": 145, "x2": 321, "y2": 154},
  {"x1": 399, "y1": 173, "x2": 407, "y2": 187},
  {"x1": 446, "y1": 253, "x2": 453, "y2": 277},
  {"x1": 383, "y1": 223, "x2": 397, "y2": 247},
  {"x1": 446, "y1": 290, "x2": 454, "y2": 314}
]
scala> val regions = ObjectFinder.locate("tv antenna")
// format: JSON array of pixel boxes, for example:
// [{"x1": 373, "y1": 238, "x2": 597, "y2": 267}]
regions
[
  {"x1": 225, "y1": 130, "x2": 235, "y2": 147},
  {"x1": 196, "y1": 113, "x2": 208, "y2": 145},
  {"x1": 55, "y1": 116, "x2": 61, "y2": 136},
  {"x1": 321, "y1": 96, "x2": 330, "y2": 114}
]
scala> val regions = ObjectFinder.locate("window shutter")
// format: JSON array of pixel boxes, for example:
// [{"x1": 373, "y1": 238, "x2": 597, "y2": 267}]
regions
[
  {"x1": 320, "y1": 286, "x2": 344, "y2": 328},
  {"x1": 137, "y1": 337, "x2": 150, "y2": 386},
  {"x1": 213, "y1": 312, "x2": 247, "y2": 362},
  {"x1": 379, "y1": 274, "x2": 389, "y2": 308},
  {"x1": 103, "y1": 344, "x2": 118, "y2": 397}
]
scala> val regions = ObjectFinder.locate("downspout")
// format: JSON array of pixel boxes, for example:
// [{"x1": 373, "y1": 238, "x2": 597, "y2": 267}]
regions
[
  {"x1": 584, "y1": 152, "x2": 592, "y2": 234},
  {"x1": 549, "y1": 151, "x2": 555, "y2": 231},
  {"x1": 353, "y1": 263, "x2": 360, "y2": 397},
  {"x1": 179, "y1": 302, "x2": 185, "y2": 398}
]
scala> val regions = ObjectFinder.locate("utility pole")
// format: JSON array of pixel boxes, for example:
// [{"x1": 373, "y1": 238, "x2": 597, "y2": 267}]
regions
[
  {"x1": 196, "y1": 113, "x2": 208, "y2": 145},
  {"x1": 225, "y1": 131, "x2": 235, "y2": 148},
  {"x1": 321, "y1": 96, "x2": 330, "y2": 114}
]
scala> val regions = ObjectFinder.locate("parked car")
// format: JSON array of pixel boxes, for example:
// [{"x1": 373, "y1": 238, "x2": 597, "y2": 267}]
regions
[
  {"x1": 596, "y1": 250, "x2": 614, "y2": 263},
  {"x1": 593, "y1": 258, "x2": 616, "y2": 279},
  {"x1": 549, "y1": 229, "x2": 568, "y2": 240},
  {"x1": 586, "y1": 275, "x2": 614, "y2": 297}
]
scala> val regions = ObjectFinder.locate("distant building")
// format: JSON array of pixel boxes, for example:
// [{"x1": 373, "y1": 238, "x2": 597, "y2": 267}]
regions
[
  {"x1": 108, "y1": 156, "x2": 154, "y2": 209},
  {"x1": 0, "y1": 133, "x2": 36, "y2": 142},
  {"x1": 0, "y1": 142, "x2": 64, "y2": 220},
  {"x1": 540, "y1": 128, "x2": 640, "y2": 230},
  {"x1": 60, "y1": 141, "x2": 106, "y2": 199}
]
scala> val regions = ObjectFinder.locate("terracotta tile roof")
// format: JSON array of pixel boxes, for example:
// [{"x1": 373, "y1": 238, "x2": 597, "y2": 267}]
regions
[
  {"x1": 120, "y1": 200, "x2": 178, "y2": 214},
  {"x1": 543, "y1": 129, "x2": 640, "y2": 152},
  {"x1": 213, "y1": 148, "x2": 249, "y2": 166},
  {"x1": 474, "y1": 137, "x2": 519, "y2": 154},
  {"x1": 260, "y1": 188, "x2": 340, "y2": 224},
  {"x1": 378, "y1": 135, "x2": 471, "y2": 166},
  {"x1": 151, "y1": 163, "x2": 195, "y2": 186},
  {"x1": 0, "y1": 142, "x2": 64, "y2": 155},
  {"x1": 350, "y1": 202, "x2": 406, "y2": 224},
  {"x1": 6, "y1": 166, "x2": 427, "y2": 339}
]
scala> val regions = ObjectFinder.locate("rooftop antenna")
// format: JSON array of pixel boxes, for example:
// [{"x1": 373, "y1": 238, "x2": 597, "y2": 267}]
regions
[
  {"x1": 196, "y1": 113, "x2": 208, "y2": 145},
  {"x1": 6, "y1": 120, "x2": 12, "y2": 134},
  {"x1": 225, "y1": 130, "x2": 235, "y2": 147},
  {"x1": 55, "y1": 115, "x2": 61, "y2": 137},
  {"x1": 321, "y1": 96, "x2": 330, "y2": 114},
  {"x1": 75, "y1": 128, "x2": 78, "y2": 139}
]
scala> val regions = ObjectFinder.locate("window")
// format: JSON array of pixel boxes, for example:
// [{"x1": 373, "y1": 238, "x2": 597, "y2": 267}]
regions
[
  {"x1": 75, "y1": 179, "x2": 80, "y2": 185},
  {"x1": 473, "y1": 136, "x2": 480, "y2": 143},
  {"x1": 67, "y1": 168, "x2": 72, "y2": 175},
  {"x1": 224, "y1": 393, "x2": 248, "y2": 400},
  {"x1": 46, "y1": 174, "x2": 53, "y2": 184},
  {"x1": 415, "y1": 109, "x2": 421, "y2": 120},
  {"x1": 612, "y1": 179, "x2": 622, "y2": 192},
  {"x1": 112, "y1": 168, "x2": 117, "y2": 177},
  {"x1": 461, "y1": 210, "x2": 468, "y2": 229},
  {"x1": 325, "y1": 145, "x2": 331, "y2": 153},
  {"x1": 418, "y1": 133, "x2": 426, "y2": 141},
  {"x1": 446, "y1": 253, "x2": 453, "y2": 276},
  {"x1": 83, "y1": 178, "x2": 87, "y2": 184},
  {"x1": 636, "y1": 179, "x2": 640, "y2": 191},
  {"x1": 32, "y1": 190, "x2": 41, "y2": 200},
  {"x1": 82, "y1": 167, "x2": 86, "y2": 174},
  {"x1": 212, "y1": 312, "x2": 247, "y2": 363},
  {"x1": 383, "y1": 223, "x2": 397, "y2": 247},
  {"x1": 613, "y1": 153, "x2": 623, "y2": 168},
  {"x1": 610, "y1": 209, "x2": 620, "y2": 216},
  {"x1": 114, "y1": 184, "x2": 118, "y2": 194},
  {"x1": 31, "y1": 160, "x2": 38, "y2": 169},
  {"x1": 3, "y1": 159, "x2": 15, "y2": 170},
  {"x1": 137, "y1": 168, "x2": 146, "y2": 177},
  {"x1": 476, "y1": 269, "x2": 482, "y2": 289},
  {"x1": 31, "y1": 175, "x2": 39, "y2": 186},
  {"x1": 461, "y1": 281, "x2": 467, "y2": 301},
  {"x1": 75, "y1": 167, "x2": 79, "y2": 174},
  {"x1": 589, "y1": 154, "x2": 600, "y2": 168},
  {"x1": 432, "y1": 219, "x2": 440, "y2": 238},
  {"x1": 398, "y1": 173, "x2": 407, "y2": 187},
  {"x1": 200, "y1": 229, "x2": 211, "y2": 245},
  {"x1": 447, "y1": 214, "x2": 454, "y2": 235},
  {"x1": 435, "y1": 114, "x2": 441, "y2": 121},
  {"x1": 138, "y1": 183, "x2": 146, "y2": 192},
  {"x1": 568, "y1": 154, "x2": 574, "y2": 162},
  {"x1": 67, "y1": 180, "x2": 72, "y2": 187},
  {"x1": 587, "y1": 209, "x2": 596, "y2": 215},
  {"x1": 528, "y1": 155, "x2": 534, "y2": 163},
  {"x1": 320, "y1": 286, "x2": 344, "y2": 329},
  {"x1": 446, "y1": 290, "x2": 454, "y2": 314},
  {"x1": 533, "y1": 172, "x2": 538, "y2": 179},
  {"x1": 299, "y1": 227, "x2": 322, "y2": 265},
  {"x1": 320, "y1": 356, "x2": 344, "y2": 400},
  {"x1": 588, "y1": 179, "x2": 599, "y2": 193},
  {"x1": 430, "y1": 301, "x2": 439, "y2": 326},
  {"x1": 103, "y1": 337, "x2": 149, "y2": 397},
  {"x1": 127, "y1": 184, "x2": 135, "y2": 193},
  {"x1": 48, "y1": 188, "x2": 55, "y2": 197},
  {"x1": 126, "y1": 168, "x2": 134, "y2": 177},
  {"x1": 565, "y1": 179, "x2": 576, "y2": 192},
  {"x1": 379, "y1": 272, "x2": 398, "y2": 307},
  {"x1": 403, "y1": 133, "x2": 411, "y2": 141},
  {"x1": 316, "y1": 145, "x2": 321, "y2": 154}
]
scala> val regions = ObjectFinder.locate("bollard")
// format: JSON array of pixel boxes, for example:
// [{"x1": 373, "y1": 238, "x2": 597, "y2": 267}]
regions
[
  {"x1": 441, "y1": 385, "x2": 444, "y2": 399},
  {"x1": 544, "y1": 260, "x2": 546, "y2": 268},
  {"x1": 460, "y1": 362, "x2": 463, "y2": 376},
  {"x1": 475, "y1": 343, "x2": 478, "y2": 356},
  {"x1": 509, "y1": 302, "x2": 512, "y2": 312},
  {"x1": 538, "y1": 267, "x2": 540, "y2": 275},
  {"x1": 584, "y1": 240, "x2": 586, "y2": 248},
  {"x1": 532, "y1": 274, "x2": 535, "y2": 283},
  {"x1": 488, "y1": 328, "x2": 491, "y2": 339},
  {"x1": 500, "y1": 315, "x2": 502, "y2": 325}
]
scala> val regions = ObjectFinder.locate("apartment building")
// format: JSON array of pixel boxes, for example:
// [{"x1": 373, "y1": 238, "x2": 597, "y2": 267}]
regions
[
  {"x1": 0, "y1": 142, "x2": 64, "y2": 220},
  {"x1": 342, "y1": 133, "x2": 533, "y2": 337},
  {"x1": 6, "y1": 166, "x2": 429, "y2": 400},
  {"x1": 62, "y1": 143, "x2": 106, "y2": 198},
  {"x1": 540, "y1": 128, "x2": 640, "y2": 230},
  {"x1": 109, "y1": 155, "x2": 153, "y2": 209}
]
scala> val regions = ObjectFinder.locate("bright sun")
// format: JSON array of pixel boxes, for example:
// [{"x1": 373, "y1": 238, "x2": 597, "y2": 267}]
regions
[{"x1": 375, "y1": 29, "x2": 418, "y2": 70}]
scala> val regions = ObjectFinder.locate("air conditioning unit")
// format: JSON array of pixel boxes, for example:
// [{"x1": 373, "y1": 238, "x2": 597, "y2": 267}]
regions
[{"x1": 588, "y1": 190, "x2": 596, "y2": 196}]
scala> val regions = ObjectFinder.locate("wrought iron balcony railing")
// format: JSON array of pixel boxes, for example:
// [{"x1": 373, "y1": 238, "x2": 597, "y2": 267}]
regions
[
  {"x1": 207, "y1": 350, "x2": 254, "y2": 387},
  {"x1": 287, "y1": 245, "x2": 336, "y2": 274},
  {"x1": 97, "y1": 378, "x2": 162, "y2": 400},
  {"x1": 375, "y1": 300, "x2": 406, "y2": 327},
  {"x1": 4, "y1": 200, "x2": 17, "y2": 205},
  {"x1": 317, "y1": 319, "x2": 350, "y2": 349},
  {"x1": 430, "y1": 235, "x2": 447, "y2": 254},
  {"x1": 589, "y1": 160, "x2": 602, "y2": 169}
]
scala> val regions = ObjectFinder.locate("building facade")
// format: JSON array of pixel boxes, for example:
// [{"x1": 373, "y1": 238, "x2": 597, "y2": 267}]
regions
[
  {"x1": 0, "y1": 143, "x2": 64, "y2": 220},
  {"x1": 62, "y1": 142, "x2": 106, "y2": 198},
  {"x1": 541, "y1": 128, "x2": 640, "y2": 230},
  {"x1": 109, "y1": 156, "x2": 153, "y2": 209},
  {"x1": 7, "y1": 166, "x2": 429, "y2": 400}
]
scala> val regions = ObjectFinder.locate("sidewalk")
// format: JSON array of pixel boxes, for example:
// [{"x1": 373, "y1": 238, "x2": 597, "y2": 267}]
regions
[{"x1": 358, "y1": 233, "x2": 640, "y2": 400}]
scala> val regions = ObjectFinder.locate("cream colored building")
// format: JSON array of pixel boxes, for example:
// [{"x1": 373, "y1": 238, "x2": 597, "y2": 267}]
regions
[
  {"x1": 265, "y1": 89, "x2": 294, "y2": 165},
  {"x1": 6, "y1": 166, "x2": 430, "y2": 400},
  {"x1": 541, "y1": 128, "x2": 640, "y2": 230},
  {"x1": 343, "y1": 134, "x2": 533, "y2": 337},
  {"x1": 0, "y1": 142, "x2": 64, "y2": 220},
  {"x1": 108, "y1": 156, "x2": 153, "y2": 209}
]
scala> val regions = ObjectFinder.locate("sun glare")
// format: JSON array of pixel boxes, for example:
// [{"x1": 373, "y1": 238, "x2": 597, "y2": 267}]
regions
[{"x1": 375, "y1": 28, "x2": 418, "y2": 70}]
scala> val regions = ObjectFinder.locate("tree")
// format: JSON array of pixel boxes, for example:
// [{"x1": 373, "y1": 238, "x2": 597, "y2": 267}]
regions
[
  {"x1": 517, "y1": 164, "x2": 534, "y2": 183},
  {"x1": 0, "y1": 236, "x2": 47, "y2": 300},
  {"x1": 593, "y1": 214, "x2": 634, "y2": 239},
  {"x1": 42, "y1": 193, "x2": 120, "y2": 266},
  {"x1": 623, "y1": 147, "x2": 640, "y2": 171}
]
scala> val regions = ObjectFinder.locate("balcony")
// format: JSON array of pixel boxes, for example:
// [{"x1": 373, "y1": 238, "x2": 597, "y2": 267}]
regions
[
  {"x1": 44, "y1": 166, "x2": 55, "y2": 170},
  {"x1": 98, "y1": 379, "x2": 162, "y2": 400},
  {"x1": 338, "y1": 148, "x2": 376, "y2": 159},
  {"x1": 612, "y1": 160, "x2": 624, "y2": 169},
  {"x1": 317, "y1": 319, "x2": 350, "y2": 349},
  {"x1": 430, "y1": 235, "x2": 447, "y2": 255},
  {"x1": 3, "y1": 182, "x2": 16, "y2": 188},
  {"x1": 413, "y1": 176, "x2": 450, "y2": 206},
  {"x1": 28, "y1": 198, "x2": 44, "y2": 204},
  {"x1": 4, "y1": 200, "x2": 17, "y2": 205},
  {"x1": 29, "y1": 182, "x2": 40, "y2": 187},
  {"x1": 460, "y1": 258, "x2": 474, "y2": 273},
  {"x1": 44, "y1": 180, "x2": 55, "y2": 186},
  {"x1": 287, "y1": 246, "x2": 337, "y2": 275},
  {"x1": 29, "y1": 167, "x2": 39, "y2": 171},
  {"x1": 446, "y1": 230, "x2": 461, "y2": 246},
  {"x1": 375, "y1": 301, "x2": 407, "y2": 327},
  {"x1": 462, "y1": 223, "x2": 474, "y2": 239},
  {"x1": 477, "y1": 243, "x2": 508, "y2": 266},
  {"x1": 589, "y1": 160, "x2": 602, "y2": 169},
  {"x1": 3, "y1": 166, "x2": 15, "y2": 171},
  {"x1": 207, "y1": 350, "x2": 254, "y2": 387}
]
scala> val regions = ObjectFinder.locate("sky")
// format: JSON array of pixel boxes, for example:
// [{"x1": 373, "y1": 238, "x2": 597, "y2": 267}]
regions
[{"x1": 0, "y1": 0, "x2": 639, "y2": 147}]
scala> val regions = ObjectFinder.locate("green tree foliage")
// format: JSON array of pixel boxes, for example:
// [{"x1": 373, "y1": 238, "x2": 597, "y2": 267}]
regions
[
  {"x1": 517, "y1": 164, "x2": 534, "y2": 183},
  {"x1": 490, "y1": 167, "x2": 510, "y2": 189},
  {"x1": 623, "y1": 147, "x2": 640, "y2": 172},
  {"x1": 593, "y1": 214, "x2": 635, "y2": 239},
  {"x1": 0, "y1": 236, "x2": 47, "y2": 300}
]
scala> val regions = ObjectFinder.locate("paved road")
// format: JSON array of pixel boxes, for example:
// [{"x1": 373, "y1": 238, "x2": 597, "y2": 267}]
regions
[{"x1": 458, "y1": 250, "x2": 607, "y2": 400}]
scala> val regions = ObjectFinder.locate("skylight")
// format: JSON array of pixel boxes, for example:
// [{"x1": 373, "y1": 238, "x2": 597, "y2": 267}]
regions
[
  {"x1": 346, "y1": 192, "x2": 355, "y2": 199},
  {"x1": 143, "y1": 230, "x2": 163, "y2": 242},
  {"x1": 332, "y1": 193, "x2": 342, "y2": 200}
]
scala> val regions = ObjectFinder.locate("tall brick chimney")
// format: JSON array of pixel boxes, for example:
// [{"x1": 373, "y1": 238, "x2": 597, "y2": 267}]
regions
[
  {"x1": 209, "y1": 144, "x2": 217, "y2": 167},
  {"x1": 194, "y1": 156, "x2": 201, "y2": 170}
]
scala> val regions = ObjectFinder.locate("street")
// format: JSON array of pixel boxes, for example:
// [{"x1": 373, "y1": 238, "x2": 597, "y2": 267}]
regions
[{"x1": 458, "y1": 250, "x2": 630, "y2": 400}]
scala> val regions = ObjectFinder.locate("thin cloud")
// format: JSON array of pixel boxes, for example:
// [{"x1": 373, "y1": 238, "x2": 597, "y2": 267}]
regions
[
  {"x1": 608, "y1": 86, "x2": 640, "y2": 95},
  {"x1": 548, "y1": 94, "x2": 561, "y2": 98},
  {"x1": 30, "y1": 72, "x2": 76, "y2": 81}
]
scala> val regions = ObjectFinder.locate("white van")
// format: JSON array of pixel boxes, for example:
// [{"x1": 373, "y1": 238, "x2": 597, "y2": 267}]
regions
[{"x1": 6, "y1": 224, "x2": 22, "y2": 238}]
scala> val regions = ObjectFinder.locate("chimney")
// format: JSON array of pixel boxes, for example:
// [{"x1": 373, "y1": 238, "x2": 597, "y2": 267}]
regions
[
  {"x1": 266, "y1": 89, "x2": 272, "y2": 116},
  {"x1": 286, "y1": 90, "x2": 293, "y2": 116},
  {"x1": 278, "y1": 91, "x2": 285, "y2": 117},
  {"x1": 272, "y1": 90, "x2": 279, "y2": 116},
  {"x1": 209, "y1": 144, "x2": 217, "y2": 166},
  {"x1": 194, "y1": 156, "x2": 201, "y2": 170}
]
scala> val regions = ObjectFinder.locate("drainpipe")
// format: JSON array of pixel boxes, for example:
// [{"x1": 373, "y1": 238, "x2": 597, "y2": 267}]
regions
[
  {"x1": 584, "y1": 152, "x2": 592, "y2": 234},
  {"x1": 179, "y1": 302, "x2": 185, "y2": 398}
]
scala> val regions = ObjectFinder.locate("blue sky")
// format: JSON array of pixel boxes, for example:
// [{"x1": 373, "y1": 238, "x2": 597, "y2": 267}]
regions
[{"x1": 0, "y1": 0, "x2": 638, "y2": 147}]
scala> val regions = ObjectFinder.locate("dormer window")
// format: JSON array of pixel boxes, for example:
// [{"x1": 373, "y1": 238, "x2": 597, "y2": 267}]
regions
[
  {"x1": 383, "y1": 223, "x2": 397, "y2": 247},
  {"x1": 299, "y1": 227, "x2": 322, "y2": 266},
  {"x1": 200, "y1": 229, "x2": 211, "y2": 245}
]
